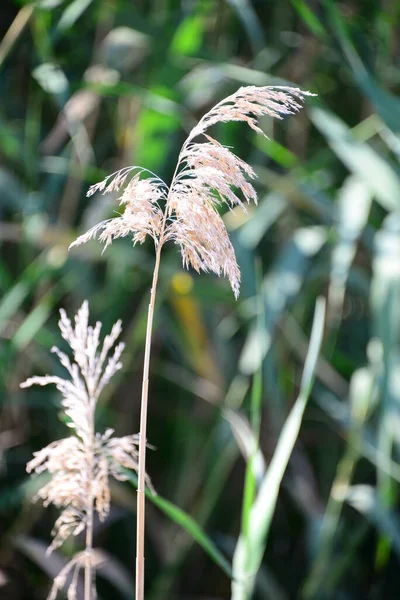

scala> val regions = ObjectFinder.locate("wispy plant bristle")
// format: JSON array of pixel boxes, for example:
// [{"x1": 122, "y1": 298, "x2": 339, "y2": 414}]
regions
[{"x1": 69, "y1": 85, "x2": 314, "y2": 298}]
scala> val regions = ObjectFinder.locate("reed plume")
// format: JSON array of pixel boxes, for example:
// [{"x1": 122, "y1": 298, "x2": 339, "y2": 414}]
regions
[
  {"x1": 21, "y1": 301, "x2": 150, "y2": 600},
  {"x1": 69, "y1": 85, "x2": 314, "y2": 599}
]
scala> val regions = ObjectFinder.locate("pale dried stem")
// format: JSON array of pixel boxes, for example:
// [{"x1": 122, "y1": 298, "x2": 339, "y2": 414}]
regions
[
  {"x1": 135, "y1": 248, "x2": 159, "y2": 600},
  {"x1": 135, "y1": 141, "x2": 189, "y2": 600},
  {"x1": 84, "y1": 398, "x2": 95, "y2": 600}
]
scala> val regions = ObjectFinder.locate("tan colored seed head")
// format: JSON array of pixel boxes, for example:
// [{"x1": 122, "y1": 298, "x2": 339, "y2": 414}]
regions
[{"x1": 70, "y1": 85, "x2": 315, "y2": 297}]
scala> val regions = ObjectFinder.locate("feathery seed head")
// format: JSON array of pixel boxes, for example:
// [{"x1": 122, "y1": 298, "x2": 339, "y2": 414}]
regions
[
  {"x1": 70, "y1": 173, "x2": 166, "y2": 251},
  {"x1": 188, "y1": 85, "x2": 315, "y2": 141},
  {"x1": 21, "y1": 301, "x2": 152, "y2": 562},
  {"x1": 70, "y1": 85, "x2": 314, "y2": 297}
]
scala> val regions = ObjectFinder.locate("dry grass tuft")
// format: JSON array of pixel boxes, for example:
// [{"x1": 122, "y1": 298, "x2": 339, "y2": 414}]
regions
[
  {"x1": 70, "y1": 85, "x2": 314, "y2": 298},
  {"x1": 21, "y1": 301, "x2": 151, "y2": 600}
]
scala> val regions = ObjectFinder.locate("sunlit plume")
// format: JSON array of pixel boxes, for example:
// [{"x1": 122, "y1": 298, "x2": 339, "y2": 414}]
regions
[{"x1": 70, "y1": 86, "x2": 315, "y2": 298}]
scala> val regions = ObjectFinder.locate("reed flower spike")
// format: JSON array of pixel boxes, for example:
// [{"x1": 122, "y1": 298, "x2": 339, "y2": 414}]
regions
[
  {"x1": 69, "y1": 84, "x2": 314, "y2": 600},
  {"x1": 21, "y1": 301, "x2": 151, "y2": 600},
  {"x1": 70, "y1": 86, "x2": 314, "y2": 298}
]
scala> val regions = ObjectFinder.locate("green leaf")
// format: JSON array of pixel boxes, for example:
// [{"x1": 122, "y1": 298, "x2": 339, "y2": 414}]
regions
[
  {"x1": 32, "y1": 63, "x2": 69, "y2": 105},
  {"x1": 13, "y1": 296, "x2": 53, "y2": 351},
  {"x1": 311, "y1": 107, "x2": 400, "y2": 212},
  {"x1": 125, "y1": 471, "x2": 232, "y2": 579},
  {"x1": 240, "y1": 226, "x2": 327, "y2": 374},
  {"x1": 226, "y1": 0, "x2": 266, "y2": 54},
  {"x1": 370, "y1": 212, "x2": 400, "y2": 566},
  {"x1": 303, "y1": 365, "x2": 374, "y2": 598},
  {"x1": 291, "y1": 0, "x2": 327, "y2": 38},
  {"x1": 170, "y1": 14, "x2": 204, "y2": 56},
  {"x1": 238, "y1": 193, "x2": 287, "y2": 249},
  {"x1": 232, "y1": 297, "x2": 326, "y2": 599},
  {"x1": 328, "y1": 175, "x2": 372, "y2": 323},
  {"x1": 327, "y1": 0, "x2": 400, "y2": 138},
  {"x1": 57, "y1": 0, "x2": 94, "y2": 32}
]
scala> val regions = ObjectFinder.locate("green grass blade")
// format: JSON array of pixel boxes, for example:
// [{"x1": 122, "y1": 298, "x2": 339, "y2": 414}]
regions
[
  {"x1": 303, "y1": 366, "x2": 374, "y2": 598},
  {"x1": 125, "y1": 472, "x2": 232, "y2": 579},
  {"x1": 57, "y1": 0, "x2": 94, "y2": 32},
  {"x1": 311, "y1": 107, "x2": 400, "y2": 212},
  {"x1": 240, "y1": 226, "x2": 327, "y2": 374},
  {"x1": 240, "y1": 259, "x2": 264, "y2": 539},
  {"x1": 232, "y1": 297, "x2": 326, "y2": 599},
  {"x1": 0, "y1": 255, "x2": 50, "y2": 335},
  {"x1": 328, "y1": 175, "x2": 372, "y2": 325},
  {"x1": 291, "y1": 0, "x2": 327, "y2": 38},
  {"x1": 326, "y1": 0, "x2": 400, "y2": 138},
  {"x1": 371, "y1": 213, "x2": 400, "y2": 567}
]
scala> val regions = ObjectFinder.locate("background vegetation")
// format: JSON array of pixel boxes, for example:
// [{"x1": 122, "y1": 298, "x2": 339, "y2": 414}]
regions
[{"x1": 1, "y1": 0, "x2": 400, "y2": 598}]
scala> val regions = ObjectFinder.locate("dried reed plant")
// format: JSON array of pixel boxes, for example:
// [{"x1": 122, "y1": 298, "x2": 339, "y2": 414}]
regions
[
  {"x1": 21, "y1": 301, "x2": 151, "y2": 600},
  {"x1": 70, "y1": 85, "x2": 314, "y2": 599}
]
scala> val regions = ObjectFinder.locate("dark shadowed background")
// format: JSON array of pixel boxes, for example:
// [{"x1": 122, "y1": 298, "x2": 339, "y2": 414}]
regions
[{"x1": 1, "y1": 0, "x2": 400, "y2": 598}]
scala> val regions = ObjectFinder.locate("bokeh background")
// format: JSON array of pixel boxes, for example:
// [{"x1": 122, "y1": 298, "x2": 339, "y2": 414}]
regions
[{"x1": 2, "y1": 0, "x2": 400, "y2": 598}]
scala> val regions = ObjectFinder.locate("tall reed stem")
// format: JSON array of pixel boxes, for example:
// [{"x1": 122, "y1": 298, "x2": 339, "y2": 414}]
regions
[
  {"x1": 135, "y1": 145, "x2": 188, "y2": 599},
  {"x1": 85, "y1": 400, "x2": 95, "y2": 600},
  {"x1": 135, "y1": 244, "x2": 162, "y2": 600}
]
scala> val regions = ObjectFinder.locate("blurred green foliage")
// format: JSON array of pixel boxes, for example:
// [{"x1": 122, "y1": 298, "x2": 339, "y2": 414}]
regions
[{"x1": 1, "y1": 0, "x2": 400, "y2": 598}]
